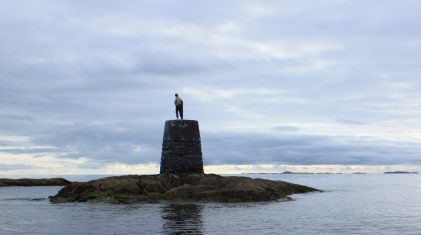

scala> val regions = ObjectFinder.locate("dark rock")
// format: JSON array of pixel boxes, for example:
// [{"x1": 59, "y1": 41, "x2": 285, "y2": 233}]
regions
[
  {"x1": 0, "y1": 178, "x2": 71, "y2": 187},
  {"x1": 49, "y1": 174, "x2": 321, "y2": 203},
  {"x1": 384, "y1": 171, "x2": 418, "y2": 174},
  {"x1": 160, "y1": 120, "x2": 204, "y2": 174}
]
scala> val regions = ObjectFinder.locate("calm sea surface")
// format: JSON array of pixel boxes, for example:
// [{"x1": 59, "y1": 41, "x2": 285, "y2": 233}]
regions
[{"x1": 1, "y1": 174, "x2": 420, "y2": 235}]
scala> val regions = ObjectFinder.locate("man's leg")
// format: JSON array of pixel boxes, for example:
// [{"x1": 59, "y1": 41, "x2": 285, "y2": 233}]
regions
[
  {"x1": 175, "y1": 106, "x2": 179, "y2": 119},
  {"x1": 180, "y1": 104, "x2": 183, "y2": 119}
]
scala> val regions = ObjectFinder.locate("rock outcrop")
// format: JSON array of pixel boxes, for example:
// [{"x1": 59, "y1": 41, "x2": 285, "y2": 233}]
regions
[
  {"x1": 0, "y1": 178, "x2": 71, "y2": 187},
  {"x1": 49, "y1": 174, "x2": 320, "y2": 203}
]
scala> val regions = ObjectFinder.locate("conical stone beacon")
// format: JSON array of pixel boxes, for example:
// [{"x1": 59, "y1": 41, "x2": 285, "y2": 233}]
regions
[{"x1": 160, "y1": 120, "x2": 204, "y2": 174}]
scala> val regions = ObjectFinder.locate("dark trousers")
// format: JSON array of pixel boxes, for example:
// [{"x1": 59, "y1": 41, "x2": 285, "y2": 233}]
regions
[{"x1": 176, "y1": 105, "x2": 183, "y2": 119}]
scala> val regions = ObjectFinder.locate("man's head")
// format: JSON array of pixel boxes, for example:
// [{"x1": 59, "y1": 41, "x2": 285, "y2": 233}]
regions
[{"x1": 175, "y1": 93, "x2": 179, "y2": 97}]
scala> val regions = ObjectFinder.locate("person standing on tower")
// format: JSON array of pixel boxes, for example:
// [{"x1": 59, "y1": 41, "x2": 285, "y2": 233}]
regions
[{"x1": 174, "y1": 93, "x2": 183, "y2": 120}]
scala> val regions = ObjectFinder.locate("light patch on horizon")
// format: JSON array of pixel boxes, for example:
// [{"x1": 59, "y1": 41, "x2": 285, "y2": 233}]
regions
[
  {"x1": 2, "y1": 162, "x2": 419, "y2": 176},
  {"x1": 0, "y1": 135, "x2": 32, "y2": 142},
  {"x1": 204, "y1": 164, "x2": 421, "y2": 174}
]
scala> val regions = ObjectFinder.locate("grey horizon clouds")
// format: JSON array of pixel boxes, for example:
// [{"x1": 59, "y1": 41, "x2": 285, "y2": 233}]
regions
[{"x1": 1, "y1": 0, "x2": 421, "y2": 171}]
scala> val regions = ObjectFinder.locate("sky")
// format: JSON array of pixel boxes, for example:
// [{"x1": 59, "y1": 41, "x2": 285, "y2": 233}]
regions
[{"x1": 1, "y1": 0, "x2": 421, "y2": 175}]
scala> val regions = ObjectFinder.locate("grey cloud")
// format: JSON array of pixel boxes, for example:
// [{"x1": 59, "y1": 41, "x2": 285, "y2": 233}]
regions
[
  {"x1": 0, "y1": 147, "x2": 58, "y2": 155},
  {"x1": 202, "y1": 131, "x2": 421, "y2": 165},
  {"x1": 272, "y1": 125, "x2": 300, "y2": 132},
  {"x1": 0, "y1": 164, "x2": 35, "y2": 171},
  {"x1": 32, "y1": 122, "x2": 163, "y2": 164},
  {"x1": 0, "y1": 115, "x2": 35, "y2": 122},
  {"x1": 1, "y1": 0, "x2": 421, "y2": 170}
]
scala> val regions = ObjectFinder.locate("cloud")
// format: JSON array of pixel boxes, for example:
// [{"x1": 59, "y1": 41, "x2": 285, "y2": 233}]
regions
[
  {"x1": 1, "y1": 0, "x2": 421, "y2": 174},
  {"x1": 0, "y1": 163, "x2": 35, "y2": 171},
  {"x1": 202, "y1": 131, "x2": 421, "y2": 165},
  {"x1": 31, "y1": 123, "x2": 163, "y2": 164},
  {"x1": 0, "y1": 147, "x2": 58, "y2": 155}
]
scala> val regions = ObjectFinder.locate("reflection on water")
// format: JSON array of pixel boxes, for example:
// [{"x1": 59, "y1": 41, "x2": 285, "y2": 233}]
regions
[{"x1": 162, "y1": 203, "x2": 204, "y2": 235}]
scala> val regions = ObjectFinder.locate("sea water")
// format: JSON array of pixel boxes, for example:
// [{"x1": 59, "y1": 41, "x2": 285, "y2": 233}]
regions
[{"x1": 0, "y1": 174, "x2": 420, "y2": 235}]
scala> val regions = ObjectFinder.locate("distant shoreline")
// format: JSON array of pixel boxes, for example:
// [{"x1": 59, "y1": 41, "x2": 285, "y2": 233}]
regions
[
  {"x1": 241, "y1": 171, "x2": 419, "y2": 175},
  {"x1": 384, "y1": 171, "x2": 418, "y2": 174},
  {"x1": 242, "y1": 171, "x2": 362, "y2": 175}
]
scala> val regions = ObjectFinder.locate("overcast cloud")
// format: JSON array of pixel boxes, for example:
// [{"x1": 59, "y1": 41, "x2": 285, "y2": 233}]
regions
[{"x1": 1, "y1": 0, "x2": 421, "y2": 174}]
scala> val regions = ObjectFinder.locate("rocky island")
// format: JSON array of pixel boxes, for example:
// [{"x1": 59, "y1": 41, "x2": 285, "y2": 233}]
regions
[
  {"x1": 50, "y1": 173, "x2": 318, "y2": 203},
  {"x1": 0, "y1": 178, "x2": 70, "y2": 187},
  {"x1": 50, "y1": 120, "x2": 320, "y2": 203}
]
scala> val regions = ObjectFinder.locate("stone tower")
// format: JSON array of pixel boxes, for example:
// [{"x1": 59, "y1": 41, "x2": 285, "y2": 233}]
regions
[{"x1": 160, "y1": 120, "x2": 204, "y2": 174}]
